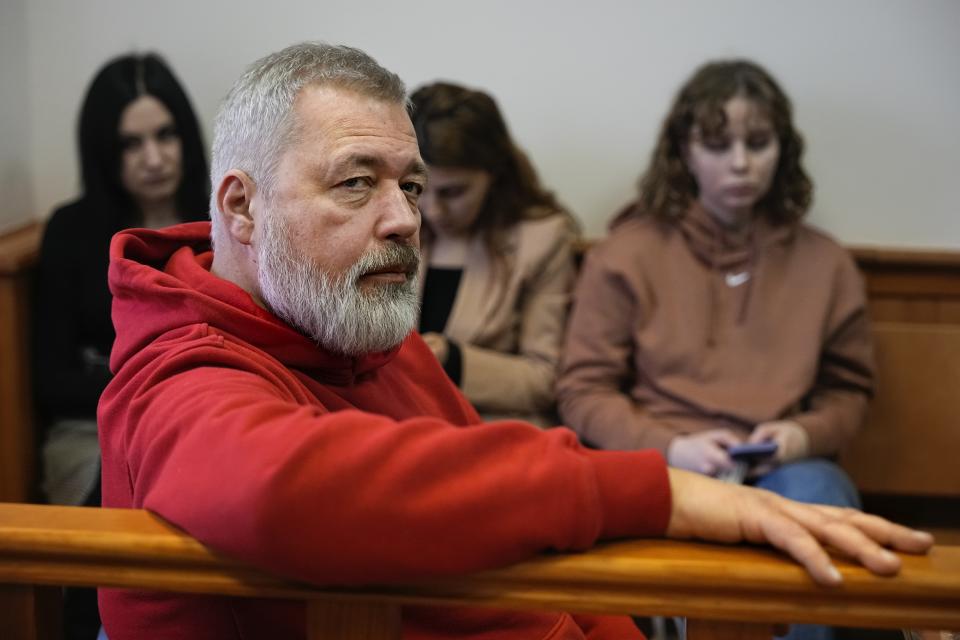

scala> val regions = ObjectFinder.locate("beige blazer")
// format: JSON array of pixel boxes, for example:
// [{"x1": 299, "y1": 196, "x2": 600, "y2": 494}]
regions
[{"x1": 418, "y1": 212, "x2": 578, "y2": 426}]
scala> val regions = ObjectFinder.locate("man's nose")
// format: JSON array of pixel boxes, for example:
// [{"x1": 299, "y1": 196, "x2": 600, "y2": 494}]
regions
[{"x1": 376, "y1": 187, "x2": 420, "y2": 241}]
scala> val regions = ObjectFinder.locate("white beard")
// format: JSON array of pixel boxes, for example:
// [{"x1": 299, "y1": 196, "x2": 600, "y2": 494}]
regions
[{"x1": 257, "y1": 214, "x2": 420, "y2": 356}]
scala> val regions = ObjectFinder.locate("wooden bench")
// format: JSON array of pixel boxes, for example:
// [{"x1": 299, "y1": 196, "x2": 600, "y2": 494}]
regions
[
  {"x1": 0, "y1": 222, "x2": 43, "y2": 504},
  {"x1": 840, "y1": 249, "x2": 960, "y2": 542},
  {"x1": 1, "y1": 503, "x2": 958, "y2": 639}
]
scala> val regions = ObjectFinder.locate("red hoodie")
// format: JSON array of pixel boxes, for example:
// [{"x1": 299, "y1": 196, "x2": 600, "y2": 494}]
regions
[{"x1": 98, "y1": 222, "x2": 671, "y2": 639}]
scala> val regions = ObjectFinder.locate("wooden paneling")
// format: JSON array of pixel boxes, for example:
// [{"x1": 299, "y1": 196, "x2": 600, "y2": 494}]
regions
[
  {"x1": 0, "y1": 504, "x2": 958, "y2": 636},
  {"x1": 840, "y1": 323, "x2": 960, "y2": 496},
  {"x1": 0, "y1": 585, "x2": 60, "y2": 640},
  {"x1": 0, "y1": 222, "x2": 42, "y2": 503},
  {"x1": 841, "y1": 247, "x2": 960, "y2": 499},
  {"x1": 851, "y1": 245, "x2": 960, "y2": 325}
]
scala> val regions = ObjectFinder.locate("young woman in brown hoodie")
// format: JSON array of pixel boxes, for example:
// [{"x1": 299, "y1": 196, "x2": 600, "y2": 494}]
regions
[
  {"x1": 558, "y1": 59, "x2": 871, "y2": 508},
  {"x1": 558, "y1": 62, "x2": 872, "y2": 640}
]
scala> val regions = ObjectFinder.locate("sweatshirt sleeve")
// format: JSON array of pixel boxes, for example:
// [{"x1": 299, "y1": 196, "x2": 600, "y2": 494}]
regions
[
  {"x1": 557, "y1": 247, "x2": 678, "y2": 452},
  {"x1": 459, "y1": 218, "x2": 577, "y2": 416},
  {"x1": 100, "y1": 338, "x2": 671, "y2": 587},
  {"x1": 790, "y1": 252, "x2": 874, "y2": 456}
]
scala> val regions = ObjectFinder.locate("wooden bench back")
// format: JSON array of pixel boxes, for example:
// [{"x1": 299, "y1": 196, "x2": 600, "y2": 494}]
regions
[
  {"x1": 0, "y1": 222, "x2": 43, "y2": 503},
  {"x1": 840, "y1": 322, "x2": 960, "y2": 495}
]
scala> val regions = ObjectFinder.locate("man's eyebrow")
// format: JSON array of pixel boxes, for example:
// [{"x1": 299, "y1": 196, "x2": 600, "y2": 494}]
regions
[
  {"x1": 333, "y1": 154, "x2": 427, "y2": 180},
  {"x1": 337, "y1": 154, "x2": 382, "y2": 171},
  {"x1": 408, "y1": 159, "x2": 428, "y2": 180}
]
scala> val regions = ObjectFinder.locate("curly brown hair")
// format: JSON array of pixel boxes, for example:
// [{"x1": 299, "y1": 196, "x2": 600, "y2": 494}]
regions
[
  {"x1": 410, "y1": 82, "x2": 566, "y2": 255},
  {"x1": 622, "y1": 59, "x2": 812, "y2": 228}
]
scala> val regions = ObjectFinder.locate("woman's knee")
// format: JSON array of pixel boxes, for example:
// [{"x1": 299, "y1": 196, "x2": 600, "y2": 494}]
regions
[{"x1": 755, "y1": 458, "x2": 861, "y2": 508}]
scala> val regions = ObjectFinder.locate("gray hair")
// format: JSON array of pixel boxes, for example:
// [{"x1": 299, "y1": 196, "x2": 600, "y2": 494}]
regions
[{"x1": 209, "y1": 42, "x2": 407, "y2": 237}]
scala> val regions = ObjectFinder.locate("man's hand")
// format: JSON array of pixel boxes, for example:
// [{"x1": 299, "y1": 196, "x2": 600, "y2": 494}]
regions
[
  {"x1": 666, "y1": 429, "x2": 744, "y2": 476},
  {"x1": 421, "y1": 332, "x2": 449, "y2": 364},
  {"x1": 665, "y1": 468, "x2": 935, "y2": 586}
]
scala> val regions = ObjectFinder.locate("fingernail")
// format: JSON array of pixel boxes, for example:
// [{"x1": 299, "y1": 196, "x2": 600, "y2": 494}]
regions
[
  {"x1": 913, "y1": 530, "x2": 934, "y2": 541},
  {"x1": 828, "y1": 566, "x2": 843, "y2": 584},
  {"x1": 881, "y1": 550, "x2": 898, "y2": 563}
]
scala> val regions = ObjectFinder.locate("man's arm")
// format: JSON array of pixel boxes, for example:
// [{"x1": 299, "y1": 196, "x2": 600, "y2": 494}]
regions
[{"x1": 101, "y1": 348, "x2": 670, "y2": 586}]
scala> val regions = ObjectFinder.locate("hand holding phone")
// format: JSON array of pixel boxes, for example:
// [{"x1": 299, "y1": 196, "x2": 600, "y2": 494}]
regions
[
  {"x1": 716, "y1": 441, "x2": 778, "y2": 484},
  {"x1": 727, "y1": 441, "x2": 778, "y2": 463}
]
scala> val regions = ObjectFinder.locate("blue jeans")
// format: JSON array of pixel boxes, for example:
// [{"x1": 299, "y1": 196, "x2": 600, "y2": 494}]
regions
[
  {"x1": 751, "y1": 459, "x2": 860, "y2": 640},
  {"x1": 753, "y1": 458, "x2": 861, "y2": 509}
]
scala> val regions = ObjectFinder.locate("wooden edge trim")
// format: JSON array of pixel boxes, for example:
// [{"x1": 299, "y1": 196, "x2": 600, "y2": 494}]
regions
[
  {"x1": 0, "y1": 222, "x2": 43, "y2": 274},
  {"x1": 1, "y1": 504, "x2": 959, "y2": 629}
]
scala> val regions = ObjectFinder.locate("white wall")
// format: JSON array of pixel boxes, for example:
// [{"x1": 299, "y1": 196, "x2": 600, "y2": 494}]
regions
[
  {"x1": 13, "y1": 0, "x2": 960, "y2": 247},
  {"x1": 0, "y1": 0, "x2": 32, "y2": 233}
]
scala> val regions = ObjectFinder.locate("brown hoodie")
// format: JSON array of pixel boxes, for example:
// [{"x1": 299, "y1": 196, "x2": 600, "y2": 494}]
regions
[{"x1": 557, "y1": 204, "x2": 874, "y2": 456}]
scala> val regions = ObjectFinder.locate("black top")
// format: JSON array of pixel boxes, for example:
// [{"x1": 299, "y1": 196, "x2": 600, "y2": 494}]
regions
[
  {"x1": 418, "y1": 266, "x2": 464, "y2": 386},
  {"x1": 33, "y1": 198, "x2": 118, "y2": 424},
  {"x1": 419, "y1": 267, "x2": 463, "y2": 333}
]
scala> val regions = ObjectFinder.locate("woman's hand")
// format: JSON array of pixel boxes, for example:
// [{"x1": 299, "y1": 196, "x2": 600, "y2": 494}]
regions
[
  {"x1": 421, "y1": 332, "x2": 450, "y2": 365},
  {"x1": 747, "y1": 420, "x2": 810, "y2": 475},
  {"x1": 665, "y1": 468, "x2": 935, "y2": 586},
  {"x1": 666, "y1": 429, "x2": 744, "y2": 476}
]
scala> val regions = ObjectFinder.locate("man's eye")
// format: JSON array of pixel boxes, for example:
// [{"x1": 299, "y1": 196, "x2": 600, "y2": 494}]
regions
[
  {"x1": 340, "y1": 177, "x2": 369, "y2": 189},
  {"x1": 402, "y1": 181, "x2": 424, "y2": 196}
]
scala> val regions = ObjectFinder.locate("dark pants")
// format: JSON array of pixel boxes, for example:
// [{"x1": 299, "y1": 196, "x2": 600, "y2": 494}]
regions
[{"x1": 63, "y1": 475, "x2": 102, "y2": 640}]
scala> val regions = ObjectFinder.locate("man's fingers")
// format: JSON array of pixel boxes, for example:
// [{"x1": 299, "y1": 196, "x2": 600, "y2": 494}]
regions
[
  {"x1": 756, "y1": 509, "x2": 843, "y2": 587},
  {"x1": 813, "y1": 516, "x2": 902, "y2": 576},
  {"x1": 811, "y1": 506, "x2": 935, "y2": 554},
  {"x1": 782, "y1": 503, "x2": 934, "y2": 577}
]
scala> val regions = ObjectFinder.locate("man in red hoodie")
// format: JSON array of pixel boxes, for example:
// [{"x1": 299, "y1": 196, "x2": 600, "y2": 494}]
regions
[{"x1": 98, "y1": 42, "x2": 932, "y2": 640}]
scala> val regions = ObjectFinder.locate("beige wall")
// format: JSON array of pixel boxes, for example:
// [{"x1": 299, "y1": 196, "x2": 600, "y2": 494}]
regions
[
  {"x1": 0, "y1": 0, "x2": 32, "y2": 233},
  {"x1": 9, "y1": 0, "x2": 960, "y2": 247}
]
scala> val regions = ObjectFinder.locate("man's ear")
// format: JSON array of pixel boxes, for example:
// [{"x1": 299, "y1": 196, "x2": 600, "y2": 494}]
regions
[{"x1": 215, "y1": 169, "x2": 258, "y2": 245}]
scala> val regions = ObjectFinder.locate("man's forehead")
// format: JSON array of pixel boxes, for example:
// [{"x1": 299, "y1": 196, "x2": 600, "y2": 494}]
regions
[{"x1": 293, "y1": 85, "x2": 416, "y2": 142}]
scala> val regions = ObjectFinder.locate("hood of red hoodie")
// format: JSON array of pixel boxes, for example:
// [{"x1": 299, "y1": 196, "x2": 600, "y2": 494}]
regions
[{"x1": 108, "y1": 221, "x2": 400, "y2": 384}]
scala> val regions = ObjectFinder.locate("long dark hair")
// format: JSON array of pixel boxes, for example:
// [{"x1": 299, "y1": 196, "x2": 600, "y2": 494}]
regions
[
  {"x1": 622, "y1": 59, "x2": 812, "y2": 228},
  {"x1": 410, "y1": 82, "x2": 566, "y2": 256},
  {"x1": 77, "y1": 53, "x2": 209, "y2": 228}
]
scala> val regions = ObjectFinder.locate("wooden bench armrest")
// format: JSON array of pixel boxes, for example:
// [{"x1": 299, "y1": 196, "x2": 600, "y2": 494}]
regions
[{"x1": 1, "y1": 503, "x2": 959, "y2": 635}]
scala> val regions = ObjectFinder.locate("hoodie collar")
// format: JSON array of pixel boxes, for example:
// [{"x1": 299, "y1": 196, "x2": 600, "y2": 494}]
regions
[
  {"x1": 678, "y1": 202, "x2": 795, "y2": 345},
  {"x1": 108, "y1": 222, "x2": 400, "y2": 385}
]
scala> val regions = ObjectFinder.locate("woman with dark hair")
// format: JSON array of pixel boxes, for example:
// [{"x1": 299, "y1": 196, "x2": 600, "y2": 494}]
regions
[
  {"x1": 36, "y1": 52, "x2": 208, "y2": 507},
  {"x1": 410, "y1": 82, "x2": 578, "y2": 425},
  {"x1": 34, "y1": 51, "x2": 208, "y2": 639},
  {"x1": 558, "y1": 60, "x2": 870, "y2": 546}
]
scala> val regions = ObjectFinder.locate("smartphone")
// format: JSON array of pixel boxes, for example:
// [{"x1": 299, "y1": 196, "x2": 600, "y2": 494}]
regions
[{"x1": 726, "y1": 441, "x2": 778, "y2": 463}]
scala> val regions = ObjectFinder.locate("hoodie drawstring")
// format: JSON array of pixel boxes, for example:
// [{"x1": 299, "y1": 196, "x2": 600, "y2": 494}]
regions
[{"x1": 736, "y1": 227, "x2": 757, "y2": 325}]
